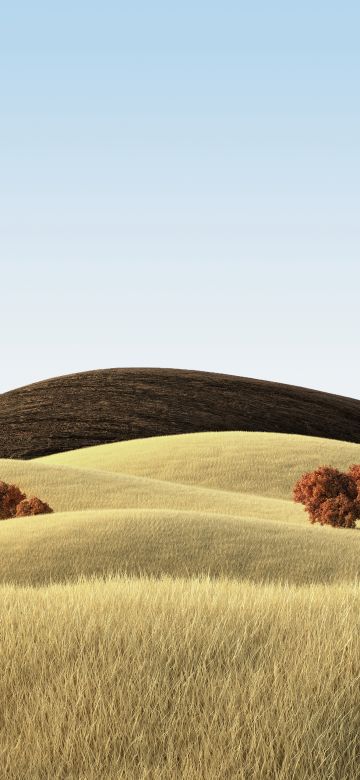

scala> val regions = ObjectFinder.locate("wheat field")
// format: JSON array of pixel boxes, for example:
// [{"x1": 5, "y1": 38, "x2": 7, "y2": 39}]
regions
[{"x1": 1, "y1": 431, "x2": 360, "y2": 778}]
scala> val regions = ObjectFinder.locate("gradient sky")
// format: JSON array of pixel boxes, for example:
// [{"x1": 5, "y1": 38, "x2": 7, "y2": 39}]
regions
[{"x1": 1, "y1": 2, "x2": 359, "y2": 397}]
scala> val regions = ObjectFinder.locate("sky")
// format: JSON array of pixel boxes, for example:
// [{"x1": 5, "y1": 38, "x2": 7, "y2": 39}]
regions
[{"x1": 1, "y1": 1, "x2": 359, "y2": 397}]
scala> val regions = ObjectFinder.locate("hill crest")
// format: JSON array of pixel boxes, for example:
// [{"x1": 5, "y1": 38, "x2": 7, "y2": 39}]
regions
[{"x1": 1, "y1": 367, "x2": 360, "y2": 458}]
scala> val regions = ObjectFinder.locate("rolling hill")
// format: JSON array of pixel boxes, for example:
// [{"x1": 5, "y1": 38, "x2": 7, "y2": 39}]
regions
[
  {"x1": 1, "y1": 367, "x2": 360, "y2": 459},
  {"x1": 0, "y1": 431, "x2": 359, "y2": 586},
  {"x1": 39, "y1": 429, "x2": 360, "y2": 498},
  {"x1": 1, "y1": 429, "x2": 360, "y2": 779}
]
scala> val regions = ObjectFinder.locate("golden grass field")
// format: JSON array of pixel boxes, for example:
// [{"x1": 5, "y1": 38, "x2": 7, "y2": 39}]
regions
[{"x1": 1, "y1": 431, "x2": 360, "y2": 778}]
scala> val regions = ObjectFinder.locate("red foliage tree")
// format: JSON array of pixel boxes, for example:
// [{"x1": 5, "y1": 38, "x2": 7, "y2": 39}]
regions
[
  {"x1": 293, "y1": 466, "x2": 360, "y2": 529},
  {"x1": 348, "y1": 464, "x2": 360, "y2": 493},
  {"x1": 0, "y1": 480, "x2": 53, "y2": 520},
  {"x1": 15, "y1": 496, "x2": 53, "y2": 517},
  {"x1": 0, "y1": 480, "x2": 25, "y2": 520},
  {"x1": 318, "y1": 495, "x2": 359, "y2": 529}
]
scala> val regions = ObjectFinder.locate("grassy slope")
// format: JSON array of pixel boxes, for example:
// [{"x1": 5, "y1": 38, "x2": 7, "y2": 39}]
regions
[
  {"x1": 0, "y1": 508, "x2": 359, "y2": 586},
  {"x1": 2, "y1": 431, "x2": 360, "y2": 779},
  {"x1": 1, "y1": 577, "x2": 359, "y2": 780},
  {"x1": 0, "y1": 457, "x2": 302, "y2": 523},
  {"x1": 0, "y1": 431, "x2": 359, "y2": 586},
  {"x1": 39, "y1": 430, "x2": 360, "y2": 498}
]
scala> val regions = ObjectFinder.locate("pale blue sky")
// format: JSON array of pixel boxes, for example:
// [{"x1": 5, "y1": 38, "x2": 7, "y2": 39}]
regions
[{"x1": 1, "y1": 2, "x2": 359, "y2": 397}]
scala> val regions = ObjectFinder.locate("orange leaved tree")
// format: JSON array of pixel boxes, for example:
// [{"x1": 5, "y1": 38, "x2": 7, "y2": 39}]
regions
[
  {"x1": 293, "y1": 466, "x2": 360, "y2": 529},
  {"x1": 0, "y1": 480, "x2": 25, "y2": 520},
  {"x1": 0, "y1": 480, "x2": 53, "y2": 520},
  {"x1": 16, "y1": 496, "x2": 53, "y2": 517}
]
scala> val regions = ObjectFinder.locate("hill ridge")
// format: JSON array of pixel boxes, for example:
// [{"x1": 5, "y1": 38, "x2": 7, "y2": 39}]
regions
[{"x1": 1, "y1": 367, "x2": 360, "y2": 458}]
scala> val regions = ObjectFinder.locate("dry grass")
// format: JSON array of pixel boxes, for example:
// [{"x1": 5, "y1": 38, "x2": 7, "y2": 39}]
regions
[
  {"x1": 2, "y1": 431, "x2": 360, "y2": 531},
  {"x1": 1, "y1": 576, "x2": 359, "y2": 780},
  {"x1": 1, "y1": 431, "x2": 360, "y2": 778},
  {"x1": 0, "y1": 456, "x2": 304, "y2": 525},
  {"x1": 39, "y1": 430, "x2": 360, "y2": 498},
  {"x1": 0, "y1": 508, "x2": 359, "y2": 587}
]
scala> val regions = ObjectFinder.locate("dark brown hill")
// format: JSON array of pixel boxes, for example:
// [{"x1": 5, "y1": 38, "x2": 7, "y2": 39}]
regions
[{"x1": 0, "y1": 368, "x2": 359, "y2": 459}]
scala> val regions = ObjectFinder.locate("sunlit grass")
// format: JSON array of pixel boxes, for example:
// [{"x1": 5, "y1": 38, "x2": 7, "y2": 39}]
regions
[
  {"x1": 39, "y1": 430, "x2": 360, "y2": 498},
  {"x1": 1, "y1": 576, "x2": 359, "y2": 780},
  {"x1": 0, "y1": 507, "x2": 359, "y2": 587},
  {"x1": 1, "y1": 431, "x2": 360, "y2": 778}
]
